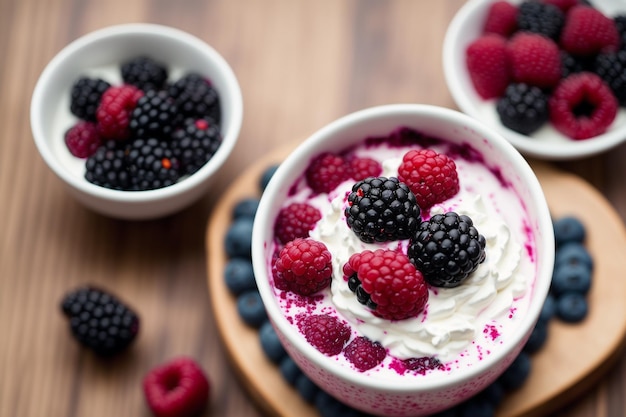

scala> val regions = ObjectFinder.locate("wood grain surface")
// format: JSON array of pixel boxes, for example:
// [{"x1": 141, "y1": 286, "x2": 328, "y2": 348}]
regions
[{"x1": 2, "y1": 1, "x2": 626, "y2": 417}]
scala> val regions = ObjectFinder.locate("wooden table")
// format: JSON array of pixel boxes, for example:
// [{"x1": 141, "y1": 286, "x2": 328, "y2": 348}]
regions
[{"x1": 1, "y1": 1, "x2": 625, "y2": 416}]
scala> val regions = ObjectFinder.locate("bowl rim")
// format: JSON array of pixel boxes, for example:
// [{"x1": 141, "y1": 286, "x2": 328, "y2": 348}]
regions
[
  {"x1": 30, "y1": 23, "x2": 243, "y2": 203},
  {"x1": 252, "y1": 103, "x2": 555, "y2": 392},
  {"x1": 442, "y1": 0, "x2": 626, "y2": 160}
]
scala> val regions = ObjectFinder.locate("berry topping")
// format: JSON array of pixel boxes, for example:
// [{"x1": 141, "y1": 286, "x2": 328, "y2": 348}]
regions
[
  {"x1": 121, "y1": 56, "x2": 168, "y2": 92},
  {"x1": 345, "y1": 176, "x2": 421, "y2": 243},
  {"x1": 143, "y1": 357, "x2": 210, "y2": 417},
  {"x1": 397, "y1": 149, "x2": 460, "y2": 210},
  {"x1": 171, "y1": 118, "x2": 222, "y2": 176},
  {"x1": 344, "y1": 336, "x2": 387, "y2": 372},
  {"x1": 548, "y1": 72, "x2": 618, "y2": 140},
  {"x1": 84, "y1": 140, "x2": 131, "y2": 190},
  {"x1": 483, "y1": 1, "x2": 518, "y2": 38},
  {"x1": 126, "y1": 137, "x2": 181, "y2": 190},
  {"x1": 403, "y1": 356, "x2": 445, "y2": 375},
  {"x1": 274, "y1": 202, "x2": 322, "y2": 244},
  {"x1": 305, "y1": 152, "x2": 349, "y2": 194},
  {"x1": 496, "y1": 83, "x2": 550, "y2": 135},
  {"x1": 408, "y1": 212, "x2": 487, "y2": 288},
  {"x1": 542, "y1": 0, "x2": 579, "y2": 13},
  {"x1": 273, "y1": 238, "x2": 332, "y2": 296},
  {"x1": 168, "y1": 73, "x2": 221, "y2": 123},
  {"x1": 298, "y1": 314, "x2": 350, "y2": 356},
  {"x1": 60, "y1": 286, "x2": 139, "y2": 355},
  {"x1": 507, "y1": 32, "x2": 562, "y2": 89},
  {"x1": 65, "y1": 121, "x2": 102, "y2": 158},
  {"x1": 560, "y1": 5, "x2": 620, "y2": 57},
  {"x1": 516, "y1": 1, "x2": 565, "y2": 40},
  {"x1": 347, "y1": 157, "x2": 382, "y2": 181},
  {"x1": 342, "y1": 249, "x2": 429, "y2": 321},
  {"x1": 594, "y1": 50, "x2": 626, "y2": 106},
  {"x1": 129, "y1": 90, "x2": 179, "y2": 139},
  {"x1": 70, "y1": 77, "x2": 111, "y2": 122},
  {"x1": 466, "y1": 34, "x2": 511, "y2": 99},
  {"x1": 96, "y1": 84, "x2": 144, "y2": 140}
]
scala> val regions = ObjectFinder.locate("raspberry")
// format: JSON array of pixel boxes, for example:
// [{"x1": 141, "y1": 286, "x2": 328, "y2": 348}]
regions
[
  {"x1": 272, "y1": 238, "x2": 332, "y2": 296},
  {"x1": 143, "y1": 357, "x2": 210, "y2": 417},
  {"x1": 517, "y1": 1, "x2": 565, "y2": 40},
  {"x1": 129, "y1": 90, "x2": 179, "y2": 139},
  {"x1": 121, "y1": 56, "x2": 169, "y2": 92},
  {"x1": 347, "y1": 157, "x2": 382, "y2": 181},
  {"x1": 403, "y1": 356, "x2": 445, "y2": 375},
  {"x1": 344, "y1": 336, "x2": 386, "y2": 372},
  {"x1": 126, "y1": 137, "x2": 181, "y2": 190},
  {"x1": 496, "y1": 83, "x2": 550, "y2": 135},
  {"x1": 483, "y1": 1, "x2": 518, "y2": 38},
  {"x1": 507, "y1": 32, "x2": 562, "y2": 89},
  {"x1": 85, "y1": 140, "x2": 131, "y2": 190},
  {"x1": 61, "y1": 286, "x2": 139, "y2": 355},
  {"x1": 549, "y1": 72, "x2": 618, "y2": 139},
  {"x1": 305, "y1": 152, "x2": 349, "y2": 194},
  {"x1": 96, "y1": 84, "x2": 144, "y2": 140},
  {"x1": 343, "y1": 249, "x2": 429, "y2": 321},
  {"x1": 70, "y1": 77, "x2": 111, "y2": 122},
  {"x1": 397, "y1": 149, "x2": 459, "y2": 210},
  {"x1": 466, "y1": 34, "x2": 510, "y2": 99},
  {"x1": 168, "y1": 73, "x2": 221, "y2": 123},
  {"x1": 298, "y1": 314, "x2": 350, "y2": 356},
  {"x1": 408, "y1": 212, "x2": 487, "y2": 288},
  {"x1": 560, "y1": 5, "x2": 620, "y2": 57},
  {"x1": 594, "y1": 50, "x2": 626, "y2": 106},
  {"x1": 64, "y1": 121, "x2": 102, "y2": 158},
  {"x1": 345, "y1": 176, "x2": 421, "y2": 243},
  {"x1": 171, "y1": 118, "x2": 222, "y2": 176},
  {"x1": 274, "y1": 202, "x2": 321, "y2": 244}
]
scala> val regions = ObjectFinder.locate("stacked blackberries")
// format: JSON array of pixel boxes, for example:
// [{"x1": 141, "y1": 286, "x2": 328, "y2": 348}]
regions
[
  {"x1": 121, "y1": 56, "x2": 168, "y2": 91},
  {"x1": 171, "y1": 118, "x2": 222, "y2": 176},
  {"x1": 84, "y1": 140, "x2": 131, "y2": 190},
  {"x1": 497, "y1": 83, "x2": 550, "y2": 135},
  {"x1": 70, "y1": 77, "x2": 111, "y2": 122}
]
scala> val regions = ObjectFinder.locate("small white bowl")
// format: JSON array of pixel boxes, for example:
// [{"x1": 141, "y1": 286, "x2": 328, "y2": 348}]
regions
[
  {"x1": 443, "y1": 0, "x2": 626, "y2": 160},
  {"x1": 252, "y1": 104, "x2": 554, "y2": 416},
  {"x1": 31, "y1": 23, "x2": 243, "y2": 219}
]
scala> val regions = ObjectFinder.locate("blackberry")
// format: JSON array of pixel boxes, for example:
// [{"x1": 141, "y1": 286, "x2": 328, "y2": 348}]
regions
[
  {"x1": 171, "y1": 118, "x2": 221, "y2": 176},
  {"x1": 126, "y1": 137, "x2": 181, "y2": 190},
  {"x1": 594, "y1": 51, "x2": 626, "y2": 106},
  {"x1": 517, "y1": 1, "x2": 564, "y2": 40},
  {"x1": 615, "y1": 15, "x2": 626, "y2": 50},
  {"x1": 120, "y1": 55, "x2": 168, "y2": 91},
  {"x1": 129, "y1": 90, "x2": 179, "y2": 138},
  {"x1": 496, "y1": 83, "x2": 549, "y2": 135},
  {"x1": 561, "y1": 51, "x2": 593, "y2": 78},
  {"x1": 408, "y1": 212, "x2": 486, "y2": 288},
  {"x1": 70, "y1": 77, "x2": 111, "y2": 122},
  {"x1": 345, "y1": 176, "x2": 420, "y2": 243},
  {"x1": 347, "y1": 274, "x2": 377, "y2": 310},
  {"x1": 61, "y1": 286, "x2": 140, "y2": 356},
  {"x1": 85, "y1": 140, "x2": 131, "y2": 190},
  {"x1": 168, "y1": 73, "x2": 221, "y2": 123}
]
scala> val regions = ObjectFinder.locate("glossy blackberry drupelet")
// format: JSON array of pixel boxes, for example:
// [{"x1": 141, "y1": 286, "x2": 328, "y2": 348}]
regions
[
  {"x1": 516, "y1": 1, "x2": 564, "y2": 40},
  {"x1": 561, "y1": 51, "x2": 593, "y2": 78},
  {"x1": 345, "y1": 176, "x2": 420, "y2": 243},
  {"x1": 61, "y1": 286, "x2": 140, "y2": 355},
  {"x1": 126, "y1": 137, "x2": 181, "y2": 190},
  {"x1": 594, "y1": 50, "x2": 626, "y2": 106},
  {"x1": 84, "y1": 140, "x2": 131, "y2": 190},
  {"x1": 129, "y1": 90, "x2": 179, "y2": 138},
  {"x1": 347, "y1": 274, "x2": 378, "y2": 310},
  {"x1": 171, "y1": 118, "x2": 222, "y2": 176},
  {"x1": 120, "y1": 55, "x2": 168, "y2": 91},
  {"x1": 70, "y1": 77, "x2": 111, "y2": 122},
  {"x1": 168, "y1": 73, "x2": 221, "y2": 123},
  {"x1": 615, "y1": 15, "x2": 626, "y2": 51},
  {"x1": 408, "y1": 212, "x2": 486, "y2": 288},
  {"x1": 496, "y1": 83, "x2": 549, "y2": 135}
]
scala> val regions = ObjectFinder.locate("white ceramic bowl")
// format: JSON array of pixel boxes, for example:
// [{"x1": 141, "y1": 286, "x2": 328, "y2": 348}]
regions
[
  {"x1": 31, "y1": 23, "x2": 243, "y2": 219},
  {"x1": 443, "y1": 0, "x2": 626, "y2": 160},
  {"x1": 252, "y1": 104, "x2": 554, "y2": 416}
]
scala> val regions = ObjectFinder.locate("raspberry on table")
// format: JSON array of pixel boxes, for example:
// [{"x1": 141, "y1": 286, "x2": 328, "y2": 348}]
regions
[
  {"x1": 397, "y1": 149, "x2": 459, "y2": 210},
  {"x1": 96, "y1": 84, "x2": 144, "y2": 140},
  {"x1": 516, "y1": 1, "x2": 565, "y2": 40},
  {"x1": 344, "y1": 336, "x2": 386, "y2": 372},
  {"x1": 297, "y1": 314, "x2": 350, "y2": 356},
  {"x1": 70, "y1": 77, "x2": 111, "y2": 122},
  {"x1": 171, "y1": 118, "x2": 222, "y2": 176},
  {"x1": 126, "y1": 137, "x2": 181, "y2": 190},
  {"x1": 507, "y1": 32, "x2": 562, "y2": 89},
  {"x1": 482, "y1": 1, "x2": 518, "y2": 38},
  {"x1": 168, "y1": 72, "x2": 221, "y2": 123},
  {"x1": 465, "y1": 33, "x2": 511, "y2": 99},
  {"x1": 60, "y1": 286, "x2": 139, "y2": 356},
  {"x1": 594, "y1": 50, "x2": 626, "y2": 106},
  {"x1": 346, "y1": 156, "x2": 382, "y2": 181},
  {"x1": 496, "y1": 83, "x2": 550, "y2": 135},
  {"x1": 84, "y1": 140, "x2": 132, "y2": 190},
  {"x1": 345, "y1": 176, "x2": 421, "y2": 243},
  {"x1": 560, "y1": 5, "x2": 620, "y2": 57},
  {"x1": 304, "y1": 152, "x2": 349, "y2": 194},
  {"x1": 343, "y1": 249, "x2": 429, "y2": 321},
  {"x1": 274, "y1": 202, "x2": 321, "y2": 244},
  {"x1": 129, "y1": 90, "x2": 179, "y2": 139},
  {"x1": 548, "y1": 72, "x2": 618, "y2": 140},
  {"x1": 65, "y1": 121, "x2": 102, "y2": 158},
  {"x1": 121, "y1": 55, "x2": 169, "y2": 92},
  {"x1": 272, "y1": 238, "x2": 333, "y2": 296},
  {"x1": 143, "y1": 357, "x2": 210, "y2": 417}
]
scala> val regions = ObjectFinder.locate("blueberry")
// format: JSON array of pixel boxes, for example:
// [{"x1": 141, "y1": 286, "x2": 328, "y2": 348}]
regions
[
  {"x1": 259, "y1": 320, "x2": 287, "y2": 363},
  {"x1": 478, "y1": 381, "x2": 505, "y2": 407},
  {"x1": 224, "y1": 258, "x2": 257, "y2": 295},
  {"x1": 551, "y1": 263, "x2": 592, "y2": 296},
  {"x1": 236, "y1": 290, "x2": 267, "y2": 328},
  {"x1": 523, "y1": 318, "x2": 548, "y2": 353},
  {"x1": 539, "y1": 293, "x2": 557, "y2": 322},
  {"x1": 295, "y1": 373, "x2": 320, "y2": 403},
  {"x1": 459, "y1": 397, "x2": 495, "y2": 417},
  {"x1": 556, "y1": 293, "x2": 588, "y2": 323},
  {"x1": 314, "y1": 391, "x2": 369, "y2": 417},
  {"x1": 430, "y1": 408, "x2": 460, "y2": 417},
  {"x1": 224, "y1": 218, "x2": 254, "y2": 258},
  {"x1": 553, "y1": 216, "x2": 586, "y2": 247},
  {"x1": 279, "y1": 355, "x2": 302, "y2": 385},
  {"x1": 259, "y1": 164, "x2": 279, "y2": 192},
  {"x1": 498, "y1": 351, "x2": 532, "y2": 391},
  {"x1": 233, "y1": 198, "x2": 260, "y2": 220},
  {"x1": 555, "y1": 243, "x2": 593, "y2": 271}
]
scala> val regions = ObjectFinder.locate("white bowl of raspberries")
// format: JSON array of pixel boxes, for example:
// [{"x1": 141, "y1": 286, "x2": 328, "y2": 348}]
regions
[
  {"x1": 31, "y1": 23, "x2": 243, "y2": 219},
  {"x1": 444, "y1": 0, "x2": 626, "y2": 160}
]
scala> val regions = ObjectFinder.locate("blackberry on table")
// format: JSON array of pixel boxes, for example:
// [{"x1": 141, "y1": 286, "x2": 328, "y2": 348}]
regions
[
  {"x1": 61, "y1": 286, "x2": 140, "y2": 356},
  {"x1": 126, "y1": 137, "x2": 181, "y2": 191},
  {"x1": 517, "y1": 1, "x2": 564, "y2": 40},
  {"x1": 497, "y1": 83, "x2": 549, "y2": 135},
  {"x1": 594, "y1": 50, "x2": 626, "y2": 106},
  {"x1": 129, "y1": 90, "x2": 179, "y2": 138},
  {"x1": 168, "y1": 72, "x2": 221, "y2": 123},
  {"x1": 85, "y1": 140, "x2": 131, "y2": 190},
  {"x1": 70, "y1": 77, "x2": 111, "y2": 122},
  {"x1": 121, "y1": 55, "x2": 168, "y2": 91},
  {"x1": 171, "y1": 118, "x2": 221, "y2": 176}
]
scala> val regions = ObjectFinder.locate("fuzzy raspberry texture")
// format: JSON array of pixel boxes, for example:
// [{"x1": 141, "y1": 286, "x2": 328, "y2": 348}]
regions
[
  {"x1": 507, "y1": 32, "x2": 562, "y2": 89},
  {"x1": 343, "y1": 249, "x2": 429, "y2": 321},
  {"x1": 64, "y1": 121, "x2": 102, "y2": 158},
  {"x1": 298, "y1": 314, "x2": 350, "y2": 356},
  {"x1": 96, "y1": 84, "x2": 144, "y2": 140},
  {"x1": 143, "y1": 357, "x2": 210, "y2": 417},
  {"x1": 347, "y1": 157, "x2": 382, "y2": 181},
  {"x1": 273, "y1": 238, "x2": 333, "y2": 296},
  {"x1": 466, "y1": 34, "x2": 510, "y2": 99},
  {"x1": 560, "y1": 5, "x2": 620, "y2": 57},
  {"x1": 483, "y1": 1, "x2": 518, "y2": 37},
  {"x1": 549, "y1": 72, "x2": 618, "y2": 139},
  {"x1": 344, "y1": 336, "x2": 387, "y2": 372},
  {"x1": 397, "y1": 149, "x2": 459, "y2": 210},
  {"x1": 274, "y1": 202, "x2": 322, "y2": 244},
  {"x1": 305, "y1": 152, "x2": 349, "y2": 194}
]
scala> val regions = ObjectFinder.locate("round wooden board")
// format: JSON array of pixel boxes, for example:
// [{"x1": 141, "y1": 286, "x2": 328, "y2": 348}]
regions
[{"x1": 206, "y1": 144, "x2": 626, "y2": 417}]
